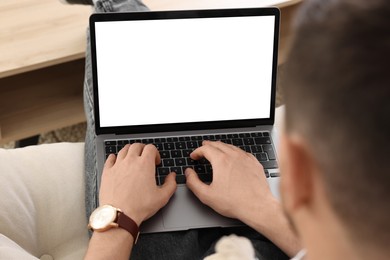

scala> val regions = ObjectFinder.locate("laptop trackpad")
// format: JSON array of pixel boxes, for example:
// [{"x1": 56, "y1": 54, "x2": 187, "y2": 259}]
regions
[{"x1": 161, "y1": 186, "x2": 239, "y2": 229}]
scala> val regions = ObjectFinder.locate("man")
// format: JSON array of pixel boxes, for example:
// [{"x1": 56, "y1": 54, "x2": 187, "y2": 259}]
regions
[
  {"x1": 80, "y1": 0, "x2": 390, "y2": 259},
  {"x1": 78, "y1": 0, "x2": 295, "y2": 259}
]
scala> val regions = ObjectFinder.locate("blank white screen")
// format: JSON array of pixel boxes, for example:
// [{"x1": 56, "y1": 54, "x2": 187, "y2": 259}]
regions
[{"x1": 95, "y1": 15, "x2": 275, "y2": 127}]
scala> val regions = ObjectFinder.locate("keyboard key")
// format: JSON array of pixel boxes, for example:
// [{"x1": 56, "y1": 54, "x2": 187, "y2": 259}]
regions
[
  {"x1": 155, "y1": 143, "x2": 164, "y2": 150},
  {"x1": 232, "y1": 139, "x2": 243, "y2": 146},
  {"x1": 105, "y1": 140, "x2": 117, "y2": 145},
  {"x1": 221, "y1": 139, "x2": 232, "y2": 144},
  {"x1": 186, "y1": 141, "x2": 198, "y2": 149},
  {"x1": 164, "y1": 143, "x2": 175, "y2": 150},
  {"x1": 254, "y1": 137, "x2": 272, "y2": 145},
  {"x1": 262, "y1": 145, "x2": 276, "y2": 160},
  {"x1": 242, "y1": 146, "x2": 251, "y2": 152},
  {"x1": 160, "y1": 151, "x2": 170, "y2": 159},
  {"x1": 187, "y1": 158, "x2": 198, "y2": 165},
  {"x1": 183, "y1": 150, "x2": 193, "y2": 157},
  {"x1": 243, "y1": 138, "x2": 255, "y2": 145},
  {"x1": 179, "y1": 136, "x2": 190, "y2": 141},
  {"x1": 227, "y1": 134, "x2": 239, "y2": 138},
  {"x1": 117, "y1": 145, "x2": 124, "y2": 152},
  {"x1": 163, "y1": 159, "x2": 174, "y2": 167},
  {"x1": 175, "y1": 142, "x2": 186, "y2": 149},
  {"x1": 264, "y1": 170, "x2": 270, "y2": 178},
  {"x1": 175, "y1": 158, "x2": 187, "y2": 166},
  {"x1": 205, "y1": 164, "x2": 213, "y2": 173},
  {"x1": 171, "y1": 150, "x2": 182, "y2": 158},
  {"x1": 198, "y1": 174, "x2": 212, "y2": 183},
  {"x1": 251, "y1": 132, "x2": 263, "y2": 137},
  {"x1": 251, "y1": 145, "x2": 263, "y2": 153},
  {"x1": 255, "y1": 153, "x2": 268, "y2": 162},
  {"x1": 105, "y1": 146, "x2": 116, "y2": 154},
  {"x1": 170, "y1": 167, "x2": 182, "y2": 175},
  {"x1": 117, "y1": 140, "x2": 129, "y2": 145},
  {"x1": 191, "y1": 136, "x2": 203, "y2": 141},
  {"x1": 158, "y1": 167, "x2": 170, "y2": 176},
  {"x1": 175, "y1": 174, "x2": 186, "y2": 184},
  {"x1": 145, "y1": 138, "x2": 154, "y2": 144},
  {"x1": 194, "y1": 165, "x2": 206, "y2": 173},
  {"x1": 270, "y1": 172, "x2": 280, "y2": 177},
  {"x1": 263, "y1": 132, "x2": 270, "y2": 137},
  {"x1": 260, "y1": 160, "x2": 279, "y2": 169}
]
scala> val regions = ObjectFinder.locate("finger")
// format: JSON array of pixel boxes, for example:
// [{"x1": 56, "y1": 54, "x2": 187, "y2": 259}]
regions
[
  {"x1": 103, "y1": 154, "x2": 116, "y2": 169},
  {"x1": 141, "y1": 144, "x2": 161, "y2": 165},
  {"x1": 159, "y1": 172, "x2": 177, "y2": 205},
  {"x1": 127, "y1": 143, "x2": 145, "y2": 157},
  {"x1": 117, "y1": 144, "x2": 130, "y2": 160},
  {"x1": 190, "y1": 143, "x2": 224, "y2": 163},
  {"x1": 185, "y1": 168, "x2": 211, "y2": 205},
  {"x1": 206, "y1": 140, "x2": 240, "y2": 153}
]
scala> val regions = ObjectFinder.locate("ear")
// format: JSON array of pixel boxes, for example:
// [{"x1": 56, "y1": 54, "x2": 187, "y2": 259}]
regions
[{"x1": 279, "y1": 131, "x2": 316, "y2": 214}]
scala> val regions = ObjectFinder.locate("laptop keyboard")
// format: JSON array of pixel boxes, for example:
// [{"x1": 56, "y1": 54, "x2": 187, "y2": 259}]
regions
[{"x1": 104, "y1": 131, "x2": 279, "y2": 186}]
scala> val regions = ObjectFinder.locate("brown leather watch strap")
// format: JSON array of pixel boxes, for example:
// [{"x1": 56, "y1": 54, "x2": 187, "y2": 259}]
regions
[{"x1": 117, "y1": 212, "x2": 140, "y2": 244}]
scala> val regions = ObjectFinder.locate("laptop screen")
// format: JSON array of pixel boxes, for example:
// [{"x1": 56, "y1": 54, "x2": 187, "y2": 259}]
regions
[{"x1": 90, "y1": 8, "x2": 279, "y2": 134}]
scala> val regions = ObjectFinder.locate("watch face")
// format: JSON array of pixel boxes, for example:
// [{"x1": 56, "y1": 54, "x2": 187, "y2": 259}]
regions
[{"x1": 90, "y1": 205, "x2": 117, "y2": 230}]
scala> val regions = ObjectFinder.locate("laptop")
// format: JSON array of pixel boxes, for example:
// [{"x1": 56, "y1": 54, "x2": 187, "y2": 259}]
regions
[{"x1": 89, "y1": 7, "x2": 281, "y2": 233}]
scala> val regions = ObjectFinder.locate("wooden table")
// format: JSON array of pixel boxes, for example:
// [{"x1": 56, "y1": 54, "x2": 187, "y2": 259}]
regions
[{"x1": 0, "y1": 0, "x2": 301, "y2": 145}]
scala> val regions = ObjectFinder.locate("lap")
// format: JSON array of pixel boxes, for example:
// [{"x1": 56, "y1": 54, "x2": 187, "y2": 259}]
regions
[{"x1": 131, "y1": 227, "x2": 288, "y2": 260}]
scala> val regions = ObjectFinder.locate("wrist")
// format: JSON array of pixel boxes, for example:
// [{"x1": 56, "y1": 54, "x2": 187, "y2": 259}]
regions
[
  {"x1": 122, "y1": 208, "x2": 143, "y2": 227},
  {"x1": 86, "y1": 228, "x2": 134, "y2": 260},
  {"x1": 240, "y1": 196, "x2": 281, "y2": 231}
]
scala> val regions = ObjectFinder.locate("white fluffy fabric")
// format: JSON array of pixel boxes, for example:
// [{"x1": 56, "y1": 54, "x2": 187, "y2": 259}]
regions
[
  {"x1": 0, "y1": 143, "x2": 89, "y2": 260},
  {"x1": 204, "y1": 235, "x2": 257, "y2": 260}
]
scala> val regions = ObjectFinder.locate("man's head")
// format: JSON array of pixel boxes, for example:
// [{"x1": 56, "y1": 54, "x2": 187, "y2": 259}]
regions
[{"x1": 279, "y1": 0, "x2": 390, "y2": 256}]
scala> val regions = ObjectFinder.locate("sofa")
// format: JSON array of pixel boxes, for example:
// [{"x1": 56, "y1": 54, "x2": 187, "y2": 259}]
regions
[{"x1": 0, "y1": 107, "x2": 285, "y2": 259}]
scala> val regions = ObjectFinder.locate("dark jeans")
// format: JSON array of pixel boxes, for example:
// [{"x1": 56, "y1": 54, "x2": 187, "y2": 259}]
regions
[{"x1": 83, "y1": 1, "x2": 289, "y2": 259}]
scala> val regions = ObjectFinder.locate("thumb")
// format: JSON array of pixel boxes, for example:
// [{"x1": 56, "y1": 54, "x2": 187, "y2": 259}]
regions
[
  {"x1": 185, "y1": 168, "x2": 210, "y2": 204},
  {"x1": 159, "y1": 172, "x2": 177, "y2": 205}
]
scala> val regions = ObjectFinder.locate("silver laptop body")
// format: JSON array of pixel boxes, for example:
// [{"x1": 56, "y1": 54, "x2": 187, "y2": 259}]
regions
[{"x1": 90, "y1": 7, "x2": 281, "y2": 233}]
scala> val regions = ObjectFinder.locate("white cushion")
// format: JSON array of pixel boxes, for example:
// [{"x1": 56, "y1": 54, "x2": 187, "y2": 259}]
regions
[{"x1": 0, "y1": 143, "x2": 89, "y2": 260}]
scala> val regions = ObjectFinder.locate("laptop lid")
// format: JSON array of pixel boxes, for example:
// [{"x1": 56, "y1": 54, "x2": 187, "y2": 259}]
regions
[{"x1": 89, "y1": 8, "x2": 280, "y2": 136}]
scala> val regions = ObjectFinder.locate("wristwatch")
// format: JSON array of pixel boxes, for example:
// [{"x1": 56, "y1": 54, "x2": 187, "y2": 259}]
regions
[{"x1": 88, "y1": 205, "x2": 140, "y2": 244}]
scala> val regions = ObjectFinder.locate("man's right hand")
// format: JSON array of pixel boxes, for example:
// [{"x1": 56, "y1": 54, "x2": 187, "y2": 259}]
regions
[{"x1": 185, "y1": 140, "x2": 278, "y2": 223}]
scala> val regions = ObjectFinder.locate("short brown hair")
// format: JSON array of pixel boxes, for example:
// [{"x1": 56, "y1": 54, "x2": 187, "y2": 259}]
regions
[{"x1": 283, "y1": 0, "x2": 390, "y2": 249}]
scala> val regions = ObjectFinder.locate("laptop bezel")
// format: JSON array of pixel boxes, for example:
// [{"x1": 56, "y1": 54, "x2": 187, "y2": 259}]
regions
[{"x1": 89, "y1": 8, "x2": 280, "y2": 136}]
